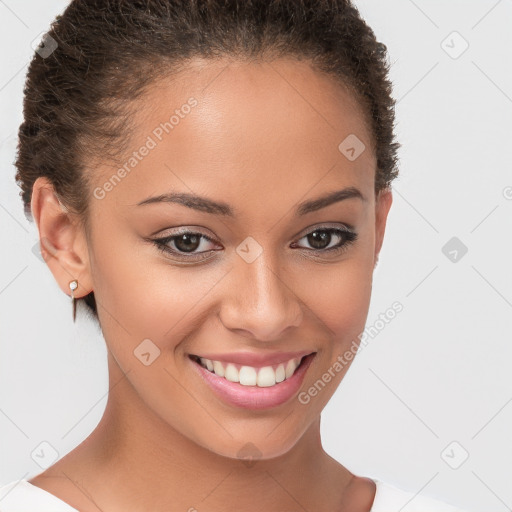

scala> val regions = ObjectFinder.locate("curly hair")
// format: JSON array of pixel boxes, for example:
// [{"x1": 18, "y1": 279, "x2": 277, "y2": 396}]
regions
[{"x1": 14, "y1": 0, "x2": 400, "y2": 322}]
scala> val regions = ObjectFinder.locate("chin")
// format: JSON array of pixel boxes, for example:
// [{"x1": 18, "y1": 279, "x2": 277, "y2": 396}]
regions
[{"x1": 190, "y1": 421, "x2": 309, "y2": 463}]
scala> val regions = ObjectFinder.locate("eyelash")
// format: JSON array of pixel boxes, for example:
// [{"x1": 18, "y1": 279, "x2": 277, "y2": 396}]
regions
[{"x1": 151, "y1": 226, "x2": 358, "y2": 262}]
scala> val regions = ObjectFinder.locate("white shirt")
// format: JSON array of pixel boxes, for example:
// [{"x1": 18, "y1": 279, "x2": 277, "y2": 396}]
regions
[{"x1": 0, "y1": 477, "x2": 469, "y2": 511}]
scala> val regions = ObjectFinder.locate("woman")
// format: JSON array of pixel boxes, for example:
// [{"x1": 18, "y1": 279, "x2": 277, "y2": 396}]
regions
[{"x1": 0, "y1": 0, "x2": 469, "y2": 510}]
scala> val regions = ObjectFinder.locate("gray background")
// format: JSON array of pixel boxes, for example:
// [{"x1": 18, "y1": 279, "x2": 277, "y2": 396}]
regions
[{"x1": 1, "y1": 1, "x2": 511, "y2": 511}]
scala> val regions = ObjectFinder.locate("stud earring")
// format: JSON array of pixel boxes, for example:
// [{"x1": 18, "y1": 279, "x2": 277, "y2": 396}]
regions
[{"x1": 69, "y1": 279, "x2": 78, "y2": 322}]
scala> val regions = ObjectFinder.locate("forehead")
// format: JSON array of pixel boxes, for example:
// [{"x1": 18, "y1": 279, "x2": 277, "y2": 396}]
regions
[{"x1": 91, "y1": 57, "x2": 375, "y2": 217}]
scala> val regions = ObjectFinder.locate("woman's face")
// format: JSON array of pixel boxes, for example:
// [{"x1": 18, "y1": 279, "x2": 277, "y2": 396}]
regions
[{"x1": 72, "y1": 57, "x2": 392, "y2": 459}]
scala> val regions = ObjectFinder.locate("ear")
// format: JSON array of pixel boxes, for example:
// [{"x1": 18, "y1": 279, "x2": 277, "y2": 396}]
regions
[
  {"x1": 31, "y1": 177, "x2": 93, "y2": 300},
  {"x1": 373, "y1": 187, "x2": 393, "y2": 269}
]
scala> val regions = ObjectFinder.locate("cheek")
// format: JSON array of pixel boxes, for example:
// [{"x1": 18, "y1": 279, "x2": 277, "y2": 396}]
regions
[
  {"x1": 301, "y1": 247, "x2": 375, "y2": 335},
  {"x1": 312, "y1": 265, "x2": 373, "y2": 361},
  {"x1": 90, "y1": 216, "x2": 374, "y2": 357},
  {"x1": 88, "y1": 223, "x2": 228, "y2": 358}
]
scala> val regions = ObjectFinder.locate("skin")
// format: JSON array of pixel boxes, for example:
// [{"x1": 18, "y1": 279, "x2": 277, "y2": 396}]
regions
[{"x1": 28, "y1": 57, "x2": 392, "y2": 512}]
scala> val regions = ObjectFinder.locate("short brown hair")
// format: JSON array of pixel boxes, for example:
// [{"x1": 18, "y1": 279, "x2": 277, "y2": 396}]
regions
[{"x1": 15, "y1": 0, "x2": 400, "y2": 321}]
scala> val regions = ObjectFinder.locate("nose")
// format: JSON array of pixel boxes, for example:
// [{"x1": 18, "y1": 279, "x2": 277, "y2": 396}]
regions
[{"x1": 218, "y1": 251, "x2": 303, "y2": 342}]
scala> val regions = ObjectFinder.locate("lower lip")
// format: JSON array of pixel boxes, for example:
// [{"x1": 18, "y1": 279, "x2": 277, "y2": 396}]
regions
[{"x1": 189, "y1": 353, "x2": 316, "y2": 410}]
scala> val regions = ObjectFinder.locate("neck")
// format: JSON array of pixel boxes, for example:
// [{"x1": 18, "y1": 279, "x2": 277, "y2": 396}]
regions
[{"x1": 44, "y1": 354, "x2": 353, "y2": 512}]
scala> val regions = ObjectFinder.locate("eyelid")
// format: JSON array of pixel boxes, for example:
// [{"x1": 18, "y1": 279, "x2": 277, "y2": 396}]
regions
[
  {"x1": 150, "y1": 222, "x2": 358, "y2": 262},
  {"x1": 155, "y1": 222, "x2": 354, "y2": 245},
  {"x1": 155, "y1": 225, "x2": 217, "y2": 239},
  {"x1": 294, "y1": 222, "x2": 355, "y2": 239}
]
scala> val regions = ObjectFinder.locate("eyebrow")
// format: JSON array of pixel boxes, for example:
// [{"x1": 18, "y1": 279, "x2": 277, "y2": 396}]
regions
[{"x1": 136, "y1": 186, "x2": 366, "y2": 216}]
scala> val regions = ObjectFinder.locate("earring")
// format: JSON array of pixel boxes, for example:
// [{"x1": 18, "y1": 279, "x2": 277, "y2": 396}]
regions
[{"x1": 69, "y1": 279, "x2": 78, "y2": 322}]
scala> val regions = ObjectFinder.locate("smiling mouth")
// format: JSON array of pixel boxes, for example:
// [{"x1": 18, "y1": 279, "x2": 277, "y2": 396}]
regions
[{"x1": 188, "y1": 353, "x2": 315, "y2": 388}]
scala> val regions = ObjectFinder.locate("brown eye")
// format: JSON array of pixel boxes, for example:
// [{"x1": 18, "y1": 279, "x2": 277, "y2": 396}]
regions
[
  {"x1": 152, "y1": 230, "x2": 218, "y2": 261},
  {"x1": 292, "y1": 227, "x2": 358, "y2": 255},
  {"x1": 306, "y1": 230, "x2": 333, "y2": 250},
  {"x1": 173, "y1": 233, "x2": 202, "y2": 253}
]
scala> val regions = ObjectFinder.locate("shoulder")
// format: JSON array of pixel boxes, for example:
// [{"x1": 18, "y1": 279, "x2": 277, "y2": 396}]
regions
[
  {"x1": 371, "y1": 479, "x2": 470, "y2": 512},
  {"x1": 341, "y1": 476, "x2": 377, "y2": 512},
  {"x1": 0, "y1": 478, "x2": 79, "y2": 512}
]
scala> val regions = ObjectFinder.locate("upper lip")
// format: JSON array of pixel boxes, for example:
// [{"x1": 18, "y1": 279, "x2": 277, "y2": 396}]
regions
[{"x1": 189, "y1": 350, "x2": 315, "y2": 368}]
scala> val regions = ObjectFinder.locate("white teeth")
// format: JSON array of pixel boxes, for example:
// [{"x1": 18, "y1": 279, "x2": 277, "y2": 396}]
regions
[
  {"x1": 275, "y1": 364, "x2": 286, "y2": 383},
  {"x1": 224, "y1": 363, "x2": 239, "y2": 383},
  {"x1": 239, "y1": 366, "x2": 257, "y2": 386},
  {"x1": 285, "y1": 358, "x2": 300, "y2": 379},
  {"x1": 200, "y1": 357, "x2": 214, "y2": 372},
  {"x1": 212, "y1": 360, "x2": 225, "y2": 377},
  {"x1": 257, "y1": 366, "x2": 276, "y2": 387},
  {"x1": 194, "y1": 355, "x2": 305, "y2": 387}
]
